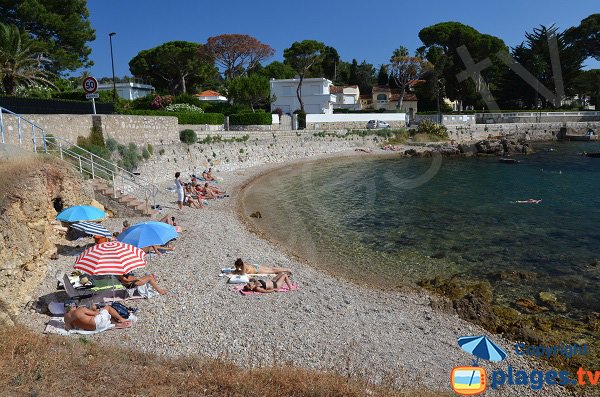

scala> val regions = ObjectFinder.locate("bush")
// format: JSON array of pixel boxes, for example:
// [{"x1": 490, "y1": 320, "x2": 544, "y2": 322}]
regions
[
  {"x1": 130, "y1": 94, "x2": 155, "y2": 110},
  {"x1": 142, "y1": 147, "x2": 151, "y2": 160},
  {"x1": 164, "y1": 103, "x2": 204, "y2": 113},
  {"x1": 179, "y1": 129, "x2": 197, "y2": 144},
  {"x1": 147, "y1": 143, "x2": 154, "y2": 155},
  {"x1": 229, "y1": 112, "x2": 272, "y2": 125},
  {"x1": 173, "y1": 93, "x2": 203, "y2": 107},
  {"x1": 119, "y1": 143, "x2": 139, "y2": 171},
  {"x1": 158, "y1": 148, "x2": 165, "y2": 155},
  {"x1": 150, "y1": 95, "x2": 174, "y2": 110},
  {"x1": 294, "y1": 110, "x2": 306, "y2": 129},
  {"x1": 106, "y1": 138, "x2": 118, "y2": 152},
  {"x1": 415, "y1": 119, "x2": 448, "y2": 138},
  {"x1": 121, "y1": 110, "x2": 225, "y2": 125}
]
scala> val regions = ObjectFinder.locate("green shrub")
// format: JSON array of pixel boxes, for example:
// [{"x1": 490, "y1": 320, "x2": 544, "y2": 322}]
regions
[
  {"x1": 89, "y1": 126, "x2": 105, "y2": 147},
  {"x1": 142, "y1": 147, "x2": 151, "y2": 160},
  {"x1": 158, "y1": 148, "x2": 165, "y2": 155},
  {"x1": 179, "y1": 129, "x2": 197, "y2": 144},
  {"x1": 106, "y1": 138, "x2": 118, "y2": 152},
  {"x1": 121, "y1": 110, "x2": 224, "y2": 125},
  {"x1": 198, "y1": 134, "x2": 249, "y2": 144},
  {"x1": 147, "y1": 143, "x2": 154, "y2": 155},
  {"x1": 229, "y1": 112, "x2": 272, "y2": 125},
  {"x1": 415, "y1": 120, "x2": 448, "y2": 138},
  {"x1": 294, "y1": 110, "x2": 306, "y2": 129},
  {"x1": 118, "y1": 143, "x2": 139, "y2": 171},
  {"x1": 173, "y1": 93, "x2": 203, "y2": 107}
]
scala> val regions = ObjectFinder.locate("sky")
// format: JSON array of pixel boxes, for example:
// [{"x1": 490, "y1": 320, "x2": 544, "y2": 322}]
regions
[{"x1": 82, "y1": 0, "x2": 599, "y2": 80}]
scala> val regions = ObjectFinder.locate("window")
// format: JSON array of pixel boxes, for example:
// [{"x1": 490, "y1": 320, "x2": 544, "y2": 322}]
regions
[{"x1": 376, "y1": 94, "x2": 387, "y2": 102}]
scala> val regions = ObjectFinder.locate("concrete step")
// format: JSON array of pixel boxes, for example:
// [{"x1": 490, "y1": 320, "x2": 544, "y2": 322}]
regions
[
  {"x1": 117, "y1": 195, "x2": 136, "y2": 204},
  {"x1": 128, "y1": 200, "x2": 148, "y2": 210}
]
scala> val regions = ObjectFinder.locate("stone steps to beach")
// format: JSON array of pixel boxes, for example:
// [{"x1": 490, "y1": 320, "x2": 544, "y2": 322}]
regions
[{"x1": 92, "y1": 179, "x2": 157, "y2": 217}]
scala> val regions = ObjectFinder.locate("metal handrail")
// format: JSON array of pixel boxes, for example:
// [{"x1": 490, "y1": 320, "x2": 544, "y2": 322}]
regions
[{"x1": 0, "y1": 106, "x2": 159, "y2": 210}]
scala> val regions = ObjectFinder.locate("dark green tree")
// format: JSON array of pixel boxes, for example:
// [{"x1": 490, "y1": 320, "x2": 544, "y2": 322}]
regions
[
  {"x1": 377, "y1": 65, "x2": 389, "y2": 86},
  {"x1": 283, "y1": 40, "x2": 325, "y2": 112},
  {"x1": 129, "y1": 41, "x2": 219, "y2": 95},
  {"x1": 418, "y1": 22, "x2": 507, "y2": 109},
  {"x1": 565, "y1": 14, "x2": 600, "y2": 61},
  {"x1": 226, "y1": 74, "x2": 271, "y2": 111},
  {"x1": 258, "y1": 61, "x2": 297, "y2": 79},
  {"x1": 0, "y1": 0, "x2": 95, "y2": 74},
  {"x1": 500, "y1": 25, "x2": 584, "y2": 108},
  {"x1": 572, "y1": 69, "x2": 600, "y2": 109},
  {"x1": 320, "y1": 46, "x2": 340, "y2": 81}
]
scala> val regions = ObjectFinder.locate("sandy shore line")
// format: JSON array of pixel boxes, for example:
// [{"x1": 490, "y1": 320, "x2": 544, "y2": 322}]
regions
[{"x1": 18, "y1": 149, "x2": 572, "y2": 396}]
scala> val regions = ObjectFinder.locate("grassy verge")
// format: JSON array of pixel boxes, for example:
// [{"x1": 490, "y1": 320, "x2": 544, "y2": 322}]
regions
[{"x1": 0, "y1": 325, "x2": 451, "y2": 397}]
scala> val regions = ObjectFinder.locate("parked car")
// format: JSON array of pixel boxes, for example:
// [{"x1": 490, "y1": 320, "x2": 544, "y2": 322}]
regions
[{"x1": 366, "y1": 120, "x2": 390, "y2": 129}]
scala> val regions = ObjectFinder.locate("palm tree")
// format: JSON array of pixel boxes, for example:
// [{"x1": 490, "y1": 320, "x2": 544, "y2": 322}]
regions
[{"x1": 0, "y1": 22, "x2": 54, "y2": 95}]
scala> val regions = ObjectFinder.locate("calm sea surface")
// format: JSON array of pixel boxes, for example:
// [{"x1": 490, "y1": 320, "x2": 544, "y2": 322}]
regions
[{"x1": 243, "y1": 142, "x2": 600, "y2": 318}]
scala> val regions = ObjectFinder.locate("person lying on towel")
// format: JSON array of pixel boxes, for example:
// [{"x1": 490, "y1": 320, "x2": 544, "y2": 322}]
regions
[
  {"x1": 233, "y1": 258, "x2": 291, "y2": 275},
  {"x1": 243, "y1": 272, "x2": 293, "y2": 293},
  {"x1": 117, "y1": 272, "x2": 168, "y2": 295},
  {"x1": 64, "y1": 301, "x2": 130, "y2": 331}
]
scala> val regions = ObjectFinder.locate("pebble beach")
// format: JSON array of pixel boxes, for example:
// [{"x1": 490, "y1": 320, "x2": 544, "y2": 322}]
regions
[{"x1": 18, "y1": 150, "x2": 575, "y2": 396}]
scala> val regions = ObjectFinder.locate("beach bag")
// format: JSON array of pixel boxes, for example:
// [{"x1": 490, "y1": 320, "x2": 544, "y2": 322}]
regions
[{"x1": 110, "y1": 302, "x2": 130, "y2": 319}]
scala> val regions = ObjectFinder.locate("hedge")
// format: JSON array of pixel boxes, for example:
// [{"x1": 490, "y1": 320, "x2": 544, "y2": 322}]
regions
[
  {"x1": 121, "y1": 110, "x2": 225, "y2": 125},
  {"x1": 229, "y1": 112, "x2": 272, "y2": 125}
]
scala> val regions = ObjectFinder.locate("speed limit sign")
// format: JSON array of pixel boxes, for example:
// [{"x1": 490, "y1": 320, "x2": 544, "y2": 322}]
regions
[{"x1": 82, "y1": 76, "x2": 98, "y2": 93}]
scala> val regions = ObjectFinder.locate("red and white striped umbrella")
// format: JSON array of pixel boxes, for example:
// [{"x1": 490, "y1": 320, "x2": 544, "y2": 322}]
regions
[{"x1": 74, "y1": 241, "x2": 146, "y2": 275}]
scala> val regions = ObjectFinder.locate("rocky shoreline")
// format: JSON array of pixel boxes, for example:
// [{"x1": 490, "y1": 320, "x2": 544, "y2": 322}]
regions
[{"x1": 17, "y1": 149, "x2": 574, "y2": 396}]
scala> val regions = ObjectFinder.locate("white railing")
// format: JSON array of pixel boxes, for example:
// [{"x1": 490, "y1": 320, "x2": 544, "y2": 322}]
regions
[{"x1": 0, "y1": 106, "x2": 158, "y2": 210}]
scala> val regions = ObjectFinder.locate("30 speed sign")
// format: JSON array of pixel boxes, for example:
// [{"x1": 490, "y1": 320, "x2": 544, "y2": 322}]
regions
[{"x1": 82, "y1": 76, "x2": 98, "y2": 93}]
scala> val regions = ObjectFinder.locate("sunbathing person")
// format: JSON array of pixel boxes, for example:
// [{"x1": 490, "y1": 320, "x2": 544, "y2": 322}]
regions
[
  {"x1": 117, "y1": 272, "x2": 168, "y2": 295},
  {"x1": 64, "y1": 301, "x2": 130, "y2": 331},
  {"x1": 242, "y1": 272, "x2": 294, "y2": 293},
  {"x1": 184, "y1": 184, "x2": 206, "y2": 208},
  {"x1": 202, "y1": 168, "x2": 216, "y2": 181},
  {"x1": 159, "y1": 214, "x2": 182, "y2": 232},
  {"x1": 142, "y1": 244, "x2": 175, "y2": 255},
  {"x1": 233, "y1": 258, "x2": 291, "y2": 275},
  {"x1": 203, "y1": 182, "x2": 228, "y2": 198}
]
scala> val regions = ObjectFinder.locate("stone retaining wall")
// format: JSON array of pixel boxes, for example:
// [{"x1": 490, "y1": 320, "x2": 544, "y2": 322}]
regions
[
  {"x1": 446, "y1": 121, "x2": 600, "y2": 142},
  {"x1": 306, "y1": 120, "x2": 405, "y2": 130},
  {"x1": 1, "y1": 114, "x2": 179, "y2": 149}
]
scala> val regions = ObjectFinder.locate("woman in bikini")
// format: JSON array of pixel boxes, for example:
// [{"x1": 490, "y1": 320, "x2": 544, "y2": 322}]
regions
[
  {"x1": 243, "y1": 272, "x2": 294, "y2": 293},
  {"x1": 232, "y1": 258, "x2": 292, "y2": 275}
]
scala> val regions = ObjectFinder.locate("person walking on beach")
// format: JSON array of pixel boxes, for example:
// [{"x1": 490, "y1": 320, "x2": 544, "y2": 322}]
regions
[{"x1": 175, "y1": 172, "x2": 184, "y2": 211}]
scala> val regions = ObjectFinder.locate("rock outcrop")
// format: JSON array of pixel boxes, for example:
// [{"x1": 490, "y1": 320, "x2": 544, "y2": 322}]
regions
[{"x1": 0, "y1": 145, "x2": 92, "y2": 325}]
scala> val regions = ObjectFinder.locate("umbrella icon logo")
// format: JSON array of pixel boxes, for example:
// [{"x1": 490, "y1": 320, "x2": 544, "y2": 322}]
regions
[{"x1": 451, "y1": 335, "x2": 507, "y2": 395}]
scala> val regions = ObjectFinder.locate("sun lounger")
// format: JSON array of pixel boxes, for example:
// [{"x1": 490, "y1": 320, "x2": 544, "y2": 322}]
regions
[{"x1": 61, "y1": 274, "x2": 138, "y2": 306}]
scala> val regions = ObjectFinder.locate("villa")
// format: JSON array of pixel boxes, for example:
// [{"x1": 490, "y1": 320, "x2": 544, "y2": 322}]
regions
[{"x1": 270, "y1": 77, "x2": 335, "y2": 114}]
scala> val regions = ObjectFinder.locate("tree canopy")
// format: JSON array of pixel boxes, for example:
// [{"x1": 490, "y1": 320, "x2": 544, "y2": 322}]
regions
[
  {"x1": 0, "y1": 0, "x2": 95, "y2": 74},
  {"x1": 389, "y1": 47, "x2": 431, "y2": 108},
  {"x1": 565, "y1": 14, "x2": 600, "y2": 61},
  {"x1": 283, "y1": 40, "x2": 325, "y2": 112},
  {"x1": 418, "y1": 22, "x2": 507, "y2": 108},
  {"x1": 202, "y1": 34, "x2": 274, "y2": 79},
  {"x1": 129, "y1": 41, "x2": 218, "y2": 95},
  {"x1": 256, "y1": 61, "x2": 297, "y2": 79},
  {"x1": 226, "y1": 74, "x2": 271, "y2": 111}
]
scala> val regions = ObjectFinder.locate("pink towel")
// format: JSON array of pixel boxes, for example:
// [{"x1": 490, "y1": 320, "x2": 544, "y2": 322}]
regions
[{"x1": 234, "y1": 283, "x2": 299, "y2": 295}]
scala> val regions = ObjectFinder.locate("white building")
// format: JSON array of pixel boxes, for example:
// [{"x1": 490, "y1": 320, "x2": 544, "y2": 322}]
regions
[
  {"x1": 97, "y1": 82, "x2": 155, "y2": 100},
  {"x1": 330, "y1": 85, "x2": 361, "y2": 110},
  {"x1": 194, "y1": 90, "x2": 228, "y2": 103},
  {"x1": 270, "y1": 77, "x2": 335, "y2": 114}
]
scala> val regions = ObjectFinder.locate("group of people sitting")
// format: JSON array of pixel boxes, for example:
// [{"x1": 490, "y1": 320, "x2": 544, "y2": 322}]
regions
[
  {"x1": 175, "y1": 170, "x2": 228, "y2": 210},
  {"x1": 232, "y1": 258, "x2": 294, "y2": 293}
]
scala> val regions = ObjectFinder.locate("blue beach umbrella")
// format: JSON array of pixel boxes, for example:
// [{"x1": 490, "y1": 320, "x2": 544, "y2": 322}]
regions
[
  {"x1": 116, "y1": 221, "x2": 178, "y2": 248},
  {"x1": 56, "y1": 205, "x2": 106, "y2": 222},
  {"x1": 71, "y1": 221, "x2": 112, "y2": 238},
  {"x1": 458, "y1": 335, "x2": 507, "y2": 386}
]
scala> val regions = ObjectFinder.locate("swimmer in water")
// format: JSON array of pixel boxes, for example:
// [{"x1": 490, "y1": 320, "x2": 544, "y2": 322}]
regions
[{"x1": 516, "y1": 199, "x2": 542, "y2": 204}]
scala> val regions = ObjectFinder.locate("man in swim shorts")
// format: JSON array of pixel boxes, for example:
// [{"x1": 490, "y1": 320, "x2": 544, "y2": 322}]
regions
[{"x1": 64, "y1": 301, "x2": 130, "y2": 331}]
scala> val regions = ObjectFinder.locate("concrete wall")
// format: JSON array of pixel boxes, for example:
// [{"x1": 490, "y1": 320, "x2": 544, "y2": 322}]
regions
[
  {"x1": 446, "y1": 121, "x2": 600, "y2": 142},
  {"x1": 137, "y1": 130, "x2": 383, "y2": 183},
  {"x1": 306, "y1": 113, "x2": 406, "y2": 130},
  {"x1": 1, "y1": 114, "x2": 179, "y2": 149},
  {"x1": 477, "y1": 111, "x2": 600, "y2": 124}
]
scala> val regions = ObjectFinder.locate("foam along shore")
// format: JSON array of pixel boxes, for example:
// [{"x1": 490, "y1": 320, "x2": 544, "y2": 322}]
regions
[{"x1": 18, "y1": 150, "x2": 571, "y2": 396}]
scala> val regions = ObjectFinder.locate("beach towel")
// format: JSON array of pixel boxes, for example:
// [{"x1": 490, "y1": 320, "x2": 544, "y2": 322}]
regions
[{"x1": 233, "y1": 283, "x2": 299, "y2": 295}]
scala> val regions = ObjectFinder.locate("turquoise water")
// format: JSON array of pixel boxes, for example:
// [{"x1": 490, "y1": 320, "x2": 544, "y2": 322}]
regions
[{"x1": 243, "y1": 142, "x2": 600, "y2": 318}]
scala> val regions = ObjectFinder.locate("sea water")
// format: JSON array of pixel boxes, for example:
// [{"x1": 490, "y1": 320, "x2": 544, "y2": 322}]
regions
[{"x1": 243, "y1": 142, "x2": 600, "y2": 318}]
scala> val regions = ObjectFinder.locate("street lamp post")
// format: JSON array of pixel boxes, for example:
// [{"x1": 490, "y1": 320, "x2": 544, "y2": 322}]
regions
[{"x1": 109, "y1": 32, "x2": 117, "y2": 103}]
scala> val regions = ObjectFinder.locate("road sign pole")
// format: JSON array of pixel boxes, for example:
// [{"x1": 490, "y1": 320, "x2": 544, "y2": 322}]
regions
[{"x1": 92, "y1": 97, "x2": 97, "y2": 114}]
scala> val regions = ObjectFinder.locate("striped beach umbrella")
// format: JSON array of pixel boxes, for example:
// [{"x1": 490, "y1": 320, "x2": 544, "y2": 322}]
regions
[
  {"x1": 71, "y1": 222, "x2": 112, "y2": 238},
  {"x1": 74, "y1": 241, "x2": 146, "y2": 275},
  {"x1": 56, "y1": 205, "x2": 106, "y2": 222}
]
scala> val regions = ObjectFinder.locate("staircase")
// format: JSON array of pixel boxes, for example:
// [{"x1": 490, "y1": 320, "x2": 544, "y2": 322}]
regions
[{"x1": 0, "y1": 106, "x2": 159, "y2": 216}]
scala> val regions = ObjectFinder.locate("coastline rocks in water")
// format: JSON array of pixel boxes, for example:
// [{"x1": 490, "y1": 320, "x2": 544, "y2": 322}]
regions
[
  {"x1": 473, "y1": 139, "x2": 532, "y2": 156},
  {"x1": 515, "y1": 298, "x2": 546, "y2": 313},
  {"x1": 493, "y1": 270, "x2": 539, "y2": 283}
]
